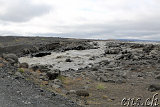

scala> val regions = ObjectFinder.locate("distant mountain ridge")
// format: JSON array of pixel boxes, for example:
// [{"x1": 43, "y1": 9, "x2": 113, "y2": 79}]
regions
[{"x1": 117, "y1": 39, "x2": 160, "y2": 42}]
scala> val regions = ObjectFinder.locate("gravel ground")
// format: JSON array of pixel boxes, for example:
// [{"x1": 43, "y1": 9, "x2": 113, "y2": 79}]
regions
[{"x1": 0, "y1": 59, "x2": 80, "y2": 107}]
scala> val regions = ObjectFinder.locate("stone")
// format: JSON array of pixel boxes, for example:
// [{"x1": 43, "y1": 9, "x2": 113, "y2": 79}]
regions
[
  {"x1": 100, "y1": 76, "x2": 116, "y2": 83},
  {"x1": 155, "y1": 74, "x2": 160, "y2": 79},
  {"x1": 83, "y1": 86, "x2": 89, "y2": 90},
  {"x1": 54, "y1": 79, "x2": 63, "y2": 86},
  {"x1": 15, "y1": 72, "x2": 24, "y2": 79},
  {"x1": 54, "y1": 79, "x2": 61, "y2": 82},
  {"x1": 148, "y1": 84, "x2": 160, "y2": 92},
  {"x1": 89, "y1": 56, "x2": 96, "y2": 60},
  {"x1": 143, "y1": 44, "x2": 154, "y2": 53},
  {"x1": 2, "y1": 53, "x2": 18, "y2": 64},
  {"x1": 31, "y1": 52, "x2": 51, "y2": 57},
  {"x1": 76, "y1": 90, "x2": 89, "y2": 97},
  {"x1": 65, "y1": 58, "x2": 72, "y2": 62},
  {"x1": 75, "y1": 45, "x2": 86, "y2": 50},
  {"x1": 154, "y1": 71, "x2": 160, "y2": 75},
  {"x1": 51, "y1": 84, "x2": 61, "y2": 89},
  {"x1": 130, "y1": 44, "x2": 144, "y2": 48},
  {"x1": 115, "y1": 54, "x2": 124, "y2": 60},
  {"x1": 104, "y1": 47, "x2": 122, "y2": 55},
  {"x1": 93, "y1": 42, "x2": 98, "y2": 46},
  {"x1": 31, "y1": 65, "x2": 39, "y2": 71},
  {"x1": 23, "y1": 48, "x2": 30, "y2": 54},
  {"x1": 157, "y1": 60, "x2": 160, "y2": 63},
  {"x1": 38, "y1": 65, "x2": 50, "y2": 72},
  {"x1": 99, "y1": 60, "x2": 110, "y2": 66},
  {"x1": 132, "y1": 55, "x2": 139, "y2": 60},
  {"x1": 47, "y1": 70, "x2": 61, "y2": 80},
  {"x1": 30, "y1": 65, "x2": 50, "y2": 72},
  {"x1": 121, "y1": 50, "x2": 129, "y2": 54},
  {"x1": 66, "y1": 90, "x2": 76, "y2": 95},
  {"x1": 45, "y1": 42, "x2": 59, "y2": 50},
  {"x1": 19, "y1": 63, "x2": 29, "y2": 68},
  {"x1": 7, "y1": 58, "x2": 16, "y2": 65},
  {"x1": 29, "y1": 46, "x2": 39, "y2": 53}
]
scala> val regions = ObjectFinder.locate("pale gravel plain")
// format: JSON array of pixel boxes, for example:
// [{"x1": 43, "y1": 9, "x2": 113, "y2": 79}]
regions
[{"x1": 19, "y1": 41, "x2": 112, "y2": 71}]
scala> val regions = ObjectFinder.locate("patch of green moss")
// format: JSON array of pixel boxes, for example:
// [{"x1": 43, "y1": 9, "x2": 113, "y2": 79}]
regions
[
  {"x1": 57, "y1": 75, "x2": 66, "y2": 83},
  {"x1": 96, "y1": 84, "x2": 105, "y2": 90},
  {"x1": 18, "y1": 68, "x2": 24, "y2": 73}
]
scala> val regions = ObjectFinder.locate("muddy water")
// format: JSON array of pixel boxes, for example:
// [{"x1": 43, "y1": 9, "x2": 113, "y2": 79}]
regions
[{"x1": 19, "y1": 41, "x2": 111, "y2": 71}]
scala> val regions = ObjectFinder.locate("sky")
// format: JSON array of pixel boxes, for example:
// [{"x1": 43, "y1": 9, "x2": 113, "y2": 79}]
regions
[{"x1": 0, "y1": 0, "x2": 160, "y2": 40}]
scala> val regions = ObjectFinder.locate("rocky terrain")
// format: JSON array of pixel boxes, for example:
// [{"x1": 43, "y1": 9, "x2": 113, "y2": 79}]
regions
[
  {"x1": 0, "y1": 57, "x2": 79, "y2": 107},
  {"x1": 1, "y1": 36, "x2": 160, "y2": 106}
]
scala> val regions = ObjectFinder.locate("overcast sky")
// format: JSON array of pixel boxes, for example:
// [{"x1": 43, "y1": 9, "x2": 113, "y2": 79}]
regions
[{"x1": 0, "y1": 0, "x2": 160, "y2": 40}]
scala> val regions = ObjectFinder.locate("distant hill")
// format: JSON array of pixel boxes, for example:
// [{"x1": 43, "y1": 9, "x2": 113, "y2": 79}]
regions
[{"x1": 117, "y1": 39, "x2": 160, "y2": 42}]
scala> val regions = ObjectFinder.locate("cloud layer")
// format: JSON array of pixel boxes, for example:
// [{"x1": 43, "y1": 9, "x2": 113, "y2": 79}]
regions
[
  {"x1": 0, "y1": 0, "x2": 160, "y2": 40},
  {"x1": 0, "y1": 0, "x2": 50, "y2": 22}
]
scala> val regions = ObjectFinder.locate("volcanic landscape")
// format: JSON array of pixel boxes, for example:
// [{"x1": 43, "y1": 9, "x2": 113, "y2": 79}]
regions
[{"x1": 0, "y1": 36, "x2": 160, "y2": 107}]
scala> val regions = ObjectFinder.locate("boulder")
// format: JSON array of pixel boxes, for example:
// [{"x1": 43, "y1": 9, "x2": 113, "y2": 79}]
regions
[
  {"x1": 99, "y1": 60, "x2": 110, "y2": 66},
  {"x1": 121, "y1": 50, "x2": 130, "y2": 54},
  {"x1": 54, "y1": 79, "x2": 63, "y2": 86},
  {"x1": 155, "y1": 74, "x2": 160, "y2": 79},
  {"x1": 76, "y1": 90, "x2": 89, "y2": 97},
  {"x1": 50, "y1": 83, "x2": 61, "y2": 89},
  {"x1": 15, "y1": 72, "x2": 24, "y2": 79},
  {"x1": 19, "y1": 62, "x2": 29, "y2": 68},
  {"x1": 45, "y1": 42, "x2": 60, "y2": 50},
  {"x1": 105, "y1": 42, "x2": 120, "y2": 48},
  {"x1": 104, "y1": 47, "x2": 121, "y2": 54},
  {"x1": 23, "y1": 48, "x2": 30, "y2": 54},
  {"x1": 74, "y1": 45, "x2": 86, "y2": 50},
  {"x1": 2, "y1": 53, "x2": 18, "y2": 64},
  {"x1": 65, "y1": 58, "x2": 72, "y2": 62},
  {"x1": 92, "y1": 42, "x2": 98, "y2": 46},
  {"x1": 143, "y1": 44, "x2": 154, "y2": 53},
  {"x1": 38, "y1": 65, "x2": 50, "y2": 72},
  {"x1": 47, "y1": 70, "x2": 61, "y2": 80},
  {"x1": 66, "y1": 90, "x2": 76, "y2": 95},
  {"x1": 30, "y1": 65, "x2": 50, "y2": 72},
  {"x1": 148, "y1": 84, "x2": 160, "y2": 92},
  {"x1": 89, "y1": 56, "x2": 96, "y2": 60},
  {"x1": 31, "y1": 52, "x2": 51, "y2": 57},
  {"x1": 31, "y1": 65, "x2": 39, "y2": 71},
  {"x1": 115, "y1": 54, "x2": 124, "y2": 60},
  {"x1": 99, "y1": 75, "x2": 125, "y2": 84},
  {"x1": 132, "y1": 55, "x2": 139, "y2": 60},
  {"x1": 49, "y1": 78, "x2": 63, "y2": 89},
  {"x1": 130, "y1": 44, "x2": 144, "y2": 48},
  {"x1": 62, "y1": 42, "x2": 93, "y2": 51},
  {"x1": 29, "y1": 46, "x2": 39, "y2": 53}
]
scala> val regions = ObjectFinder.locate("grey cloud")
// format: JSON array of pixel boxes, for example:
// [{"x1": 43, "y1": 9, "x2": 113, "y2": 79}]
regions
[
  {"x1": 51, "y1": 15, "x2": 160, "y2": 40},
  {"x1": 1, "y1": 0, "x2": 160, "y2": 40},
  {"x1": 0, "y1": 0, "x2": 51, "y2": 22},
  {"x1": 0, "y1": 30, "x2": 19, "y2": 36},
  {"x1": 8, "y1": 15, "x2": 160, "y2": 40}
]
